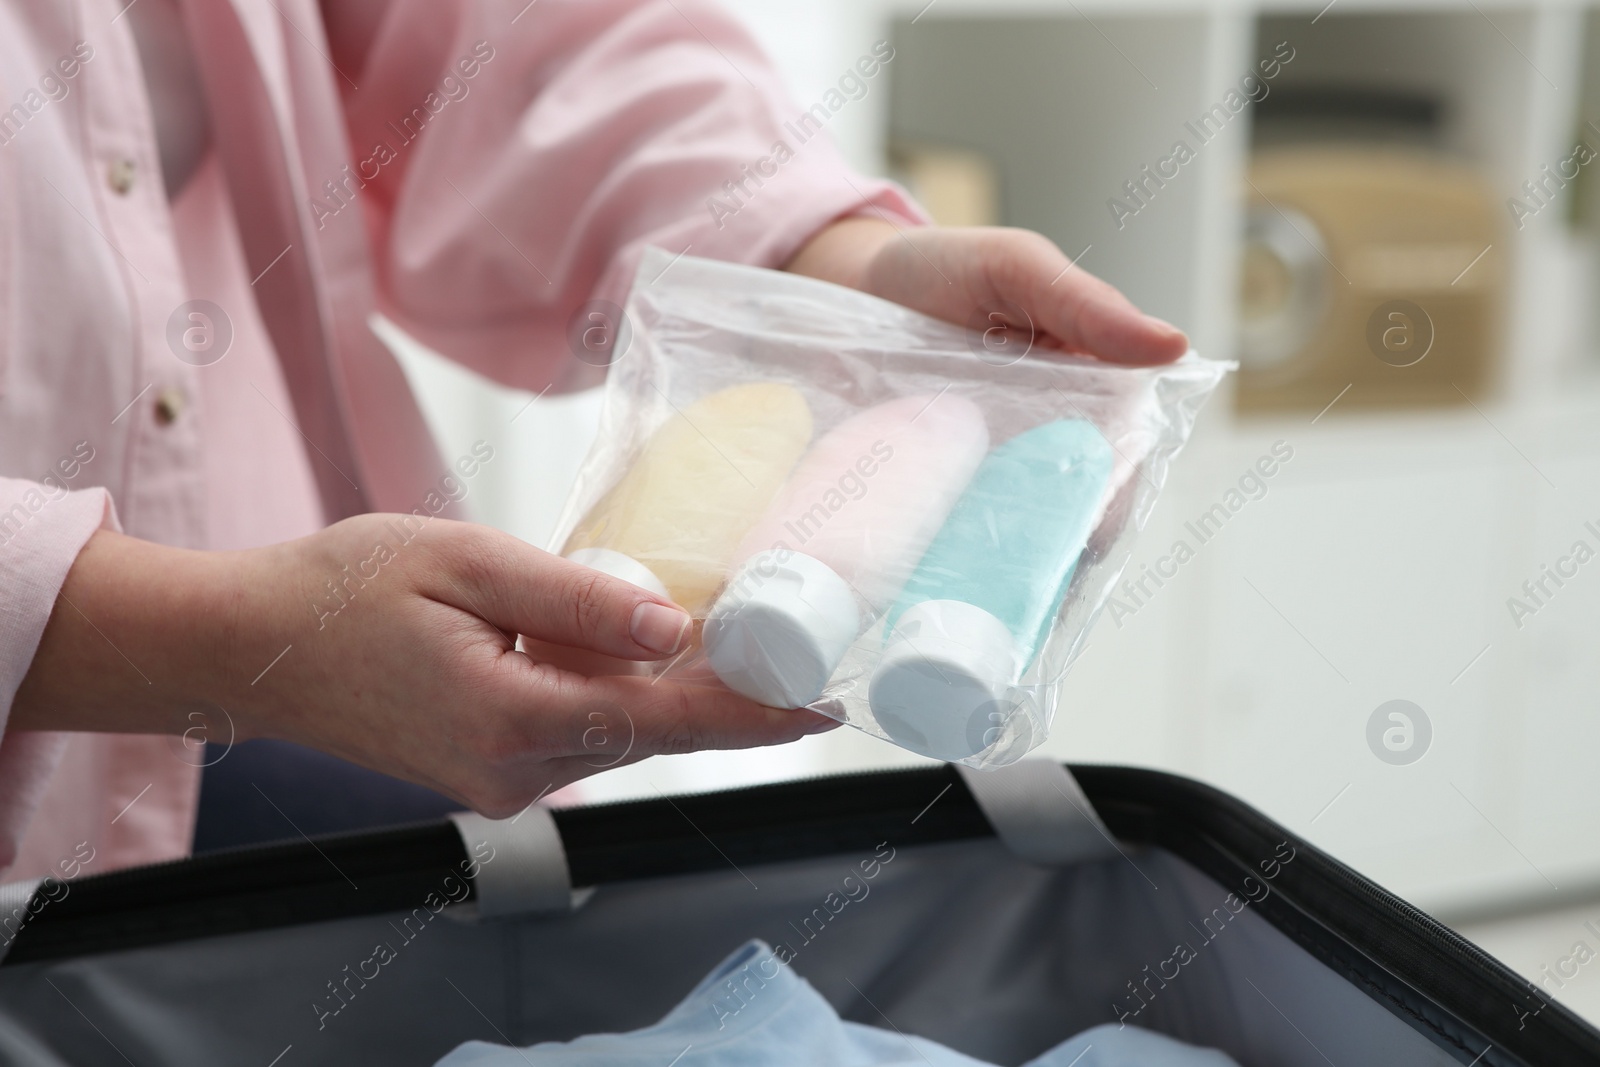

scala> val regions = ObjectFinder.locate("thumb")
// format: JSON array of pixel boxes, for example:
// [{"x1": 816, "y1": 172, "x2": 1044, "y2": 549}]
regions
[
  {"x1": 426, "y1": 524, "x2": 692, "y2": 660},
  {"x1": 984, "y1": 230, "x2": 1188, "y2": 365}
]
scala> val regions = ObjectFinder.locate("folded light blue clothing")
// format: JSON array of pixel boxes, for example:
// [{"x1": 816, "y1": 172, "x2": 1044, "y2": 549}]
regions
[{"x1": 435, "y1": 940, "x2": 1241, "y2": 1067}]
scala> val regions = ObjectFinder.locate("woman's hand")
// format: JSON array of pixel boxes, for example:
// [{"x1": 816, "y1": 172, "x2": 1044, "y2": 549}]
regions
[
  {"x1": 785, "y1": 218, "x2": 1189, "y2": 366},
  {"x1": 14, "y1": 516, "x2": 835, "y2": 816}
]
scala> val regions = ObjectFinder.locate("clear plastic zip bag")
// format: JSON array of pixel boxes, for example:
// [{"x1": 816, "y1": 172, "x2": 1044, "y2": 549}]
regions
[{"x1": 550, "y1": 249, "x2": 1231, "y2": 768}]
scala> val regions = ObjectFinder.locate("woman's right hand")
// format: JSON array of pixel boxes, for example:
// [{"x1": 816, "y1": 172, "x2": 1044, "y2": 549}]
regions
[{"x1": 14, "y1": 514, "x2": 835, "y2": 815}]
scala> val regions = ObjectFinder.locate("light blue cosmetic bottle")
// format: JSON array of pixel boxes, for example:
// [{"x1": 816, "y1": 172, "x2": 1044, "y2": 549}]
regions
[{"x1": 868, "y1": 419, "x2": 1113, "y2": 762}]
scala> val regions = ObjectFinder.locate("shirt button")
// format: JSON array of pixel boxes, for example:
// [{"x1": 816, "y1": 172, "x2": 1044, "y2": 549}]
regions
[
  {"x1": 153, "y1": 387, "x2": 186, "y2": 426},
  {"x1": 107, "y1": 158, "x2": 136, "y2": 196}
]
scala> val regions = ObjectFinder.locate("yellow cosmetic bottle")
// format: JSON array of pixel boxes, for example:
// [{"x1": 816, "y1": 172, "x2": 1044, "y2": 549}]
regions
[{"x1": 562, "y1": 383, "x2": 813, "y2": 615}]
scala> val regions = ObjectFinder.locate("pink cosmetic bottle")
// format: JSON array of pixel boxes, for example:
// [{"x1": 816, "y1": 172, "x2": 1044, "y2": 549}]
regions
[{"x1": 703, "y1": 393, "x2": 990, "y2": 707}]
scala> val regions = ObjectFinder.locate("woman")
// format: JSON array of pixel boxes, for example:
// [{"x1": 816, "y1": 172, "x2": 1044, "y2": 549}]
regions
[{"x1": 0, "y1": 0, "x2": 1186, "y2": 881}]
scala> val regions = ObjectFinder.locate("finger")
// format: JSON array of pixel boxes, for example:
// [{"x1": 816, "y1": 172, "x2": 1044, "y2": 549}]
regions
[
  {"x1": 1057, "y1": 284, "x2": 1190, "y2": 366},
  {"x1": 601, "y1": 675, "x2": 840, "y2": 757},
  {"x1": 990, "y1": 231, "x2": 1189, "y2": 365},
  {"x1": 518, "y1": 669, "x2": 840, "y2": 762},
  {"x1": 428, "y1": 525, "x2": 692, "y2": 661},
  {"x1": 518, "y1": 634, "x2": 651, "y2": 678},
  {"x1": 393, "y1": 663, "x2": 838, "y2": 818}
]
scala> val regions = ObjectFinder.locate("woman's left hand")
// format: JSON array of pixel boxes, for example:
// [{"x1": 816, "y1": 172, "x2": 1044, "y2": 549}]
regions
[{"x1": 785, "y1": 217, "x2": 1189, "y2": 367}]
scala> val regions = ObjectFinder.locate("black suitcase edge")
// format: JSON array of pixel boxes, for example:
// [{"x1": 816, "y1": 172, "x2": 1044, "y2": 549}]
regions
[{"x1": 3, "y1": 763, "x2": 1595, "y2": 1066}]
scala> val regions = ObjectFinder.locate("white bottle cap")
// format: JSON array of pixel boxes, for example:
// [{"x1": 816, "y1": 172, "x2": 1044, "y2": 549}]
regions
[
  {"x1": 565, "y1": 547, "x2": 670, "y2": 600},
  {"x1": 868, "y1": 600, "x2": 1023, "y2": 763},
  {"x1": 703, "y1": 550, "x2": 860, "y2": 708}
]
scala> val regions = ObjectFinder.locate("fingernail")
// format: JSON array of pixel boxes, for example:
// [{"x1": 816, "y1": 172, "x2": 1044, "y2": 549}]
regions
[
  {"x1": 1150, "y1": 315, "x2": 1186, "y2": 338},
  {"x1": 631, "y1": 602, "x2": 690, "y2": 655},
  {"x1": 802, "y1": 714, "x2": 842, "y2": 734}
]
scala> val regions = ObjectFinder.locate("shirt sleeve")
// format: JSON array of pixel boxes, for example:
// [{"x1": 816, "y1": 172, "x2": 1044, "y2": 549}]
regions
[
  {"x1": 330, "y1": 0, "x2": 928, "y2": 393},
  {"x1": 0, "y1": 480, "x2": 119, "y2": 869}
]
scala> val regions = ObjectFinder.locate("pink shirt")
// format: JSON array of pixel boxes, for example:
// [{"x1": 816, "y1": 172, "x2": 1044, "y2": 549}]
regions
[{"x1": 0, "y1": 0, "x2": 922, "y2": 881}]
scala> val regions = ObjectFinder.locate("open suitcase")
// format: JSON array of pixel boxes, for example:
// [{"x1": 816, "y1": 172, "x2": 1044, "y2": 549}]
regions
[{"x1": 0, "y1": 759, "x2": 1595, "y2": 1066}]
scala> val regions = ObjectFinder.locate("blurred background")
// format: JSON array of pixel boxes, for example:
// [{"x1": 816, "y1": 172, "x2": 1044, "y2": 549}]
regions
[{"x1": 381, "y1": 0, "x2": 1600, "y2": 1021}]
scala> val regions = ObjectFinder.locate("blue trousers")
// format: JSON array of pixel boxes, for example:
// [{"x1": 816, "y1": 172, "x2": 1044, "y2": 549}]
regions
[{"x1": 192, "y1": 739, "x2": 462, "y2": 853}]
